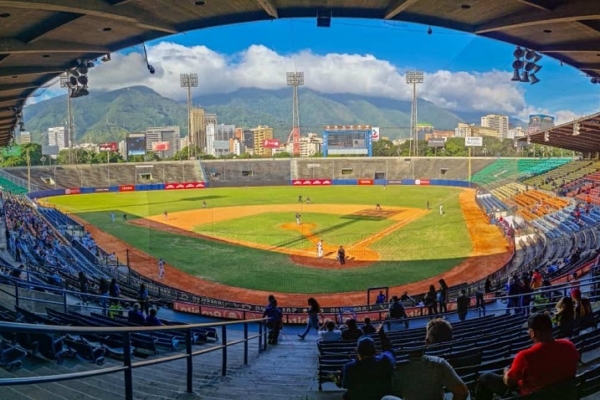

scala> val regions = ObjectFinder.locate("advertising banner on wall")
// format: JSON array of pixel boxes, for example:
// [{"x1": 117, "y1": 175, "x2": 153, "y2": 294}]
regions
[
  {"x1": 291, "y1": 179, "x2": 332, "y2": 186},
  {"x1": 65, "y1": 188, "x2": 81, "y2": 195},
  {"x1": 358, "y1": 179, "x2": 374, "y2": 185},
  {"x1": 164, "y1": 182, "x2": 206, "y2": 190},
  {"x1": 151, "y1": 141, "x2": 170, "y2": 151},
  {"x1": 415, "y1": 179, "x2": 430, "y2": 185},
  {"x1": 119, "y1": 185, "x2": 135, "y2": 192},
  {"x1": 427, "y1": 138, "x2": 446, "y2": 148}
]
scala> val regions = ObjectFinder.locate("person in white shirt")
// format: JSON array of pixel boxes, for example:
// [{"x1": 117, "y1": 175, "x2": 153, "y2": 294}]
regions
[
  {"x1": 158, "y1": 258, "x2": 165, "y2": 279},
  {"x1": 318, "y1": 320, "x2": 342, "y2": 342},
  {"x1": 317, "y1": 239, "x2": 324, "y2": 258}
]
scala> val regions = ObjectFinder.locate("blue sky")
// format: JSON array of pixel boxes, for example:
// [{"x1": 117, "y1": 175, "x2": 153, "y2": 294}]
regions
[{"x1": 52, "y1": 18, "x2": 600, "y2": 124}]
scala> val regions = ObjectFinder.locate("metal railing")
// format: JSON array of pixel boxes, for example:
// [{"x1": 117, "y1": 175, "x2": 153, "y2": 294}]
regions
[{"x1": 0, "y1": 317, "x2": 268, "y2": 400}]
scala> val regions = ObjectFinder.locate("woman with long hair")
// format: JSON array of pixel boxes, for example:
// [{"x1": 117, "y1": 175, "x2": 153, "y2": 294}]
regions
[
  {"x1": 554, "y1": 296, "x2": 575, "y2": 338},
  {"x1": 424, "y1": 285, "x2": 438, "y2": 316},
  {"x1": 298, "y1": 297, "x2": 324, "y2": 340}
]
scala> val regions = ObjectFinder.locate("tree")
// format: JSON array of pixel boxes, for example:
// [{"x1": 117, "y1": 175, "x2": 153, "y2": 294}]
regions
[
  {"x1": 273, "y1": 151, "x2": 291, "y2": 158},
  {"x1": 173, "y1": 145, "x2": 202, "y2": 161},
  {"x1": 372, "y1": 139, "x2": 398, "y2": 157}
]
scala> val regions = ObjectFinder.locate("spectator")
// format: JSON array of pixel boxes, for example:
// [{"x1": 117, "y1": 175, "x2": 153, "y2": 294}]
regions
[
  {"x1": 400, "y1": 291, "x2": 415, "y2": 306},
  {"x1": 127, "y1": 303, "x2": 146, "y2": 325},
  {"x1": 424, "y1": 285, "x2": 438, "y2": 315},
  {"x1": 263, "y1": 298, "x2": 283, "y2": 345},
  {"x1": 138, "y1": 283, "x2": 149, "y2": 315},
  {"x1": 475, "y1": 285, "x2": 485, "y2": 315},
  {"x1": 485, "y1": 277, "x2": 492, "y2": 293},
  {"x1": 145, "y1": 309, "x2": 162, "y2": 326},
  {"x1": 108, "y1": 302, "x2": 124, "y2": 319},
  {"x1": 475, "y1": 313, "x2": 579, "y2": 400},
  {"x1": 383, "y1": 319, "x2": 469, "y2": 400},
  {"x1": 298, "y1": 297, "x2": 324, "y2": 340},
  {"x1": 569, "y1": 272, "x2": 580, "y2": 295},
  {"x1": 109, "y1": 278, "x2": 120, "y2": 304},
  {"x1": 571, "y1": 288, "x2": 595, "y2": 331},
  {"x1": 10, "y1": 264, "x2": 24, "y2": 279},
  {"x1": 375, "y1": 291, "x2": 386, "y2": 304},
  {"x1": 99, "y1": 278, "x2": 109, "y2": 316},
  {"x1": 361, "y1": 317, "x2": 377, "y2": 335},
  {"x1": 554, "y1": 296, "x2": 575, "y2": 338},
  {"x1": 456, "y1": 290, "x2": 470, "y2": 322},
  {"x1": 438, "y1": 279, "x2": 449, "y2": 313},
  {"x1": 389, "y1": 295, "x2": 409, "y2": 329},
  {"x1": 318, "y1": 320, "x2": 342, "y2": 342},
  {"x1": 342, "y1": 319, "x2": 363, "y2": 341},
  {"x1": 78, "y1": 271, "x2": 89, "y2": 305},
  {"x1": 341, "y1": 330, "x2": 396, "y2": 400},
  {"x1": 531, "y1": 268, "x2": 543, "y2": 288}
]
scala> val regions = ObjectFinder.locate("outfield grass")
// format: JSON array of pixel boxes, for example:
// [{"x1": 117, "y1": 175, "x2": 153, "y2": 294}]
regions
[{"x1": 48, "y1": 186, "x2": 474, "y2": 293}]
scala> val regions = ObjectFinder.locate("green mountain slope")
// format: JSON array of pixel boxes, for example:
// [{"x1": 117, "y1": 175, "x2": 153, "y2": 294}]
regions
[{"x1": 23, "y1": 86, "x2": 469, "y2": 143}]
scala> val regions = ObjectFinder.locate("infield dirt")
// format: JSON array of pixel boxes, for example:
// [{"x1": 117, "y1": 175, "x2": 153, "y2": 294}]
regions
[{"x1": 72, "y1": 188, "x2": 512, "y2": 307}]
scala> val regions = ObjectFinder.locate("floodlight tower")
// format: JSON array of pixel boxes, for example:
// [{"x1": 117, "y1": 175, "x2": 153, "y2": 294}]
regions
[
  {"x1": 180, "y1": 73, "x2": 198, "y2": 159},
  {"x1": 60, "y1": 74, "x2": 75, "y2": 164},
  {"x1": 286, "y1": 71, "x2": 304, "y2": 157},
  {"x1": 406, "y1": 70, "x2": 424, "y2": 160}
]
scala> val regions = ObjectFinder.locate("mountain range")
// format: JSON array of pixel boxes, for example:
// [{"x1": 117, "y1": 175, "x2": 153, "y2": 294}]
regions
[{"x1": 23, "y1": 86, "x2": 527, "y2": 143}]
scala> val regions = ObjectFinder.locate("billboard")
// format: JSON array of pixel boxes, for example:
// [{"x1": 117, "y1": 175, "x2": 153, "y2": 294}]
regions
[
  {"x1": 322, "y1": 126, "x2": 373, "y2": 157},
  {"x1": 151, "y1": 141, "x2": 170, "y2": 151},
  {"x1": 371, "y1": 127, "x2": 380, "y2": 142},
  {"x1": 41, "y1": 144, "x2": 59, "y2": 156},
  {"x1": 127, "y1": 135, "x2": 146, "y2": 156},
  {"x1": 1, "y1": 145, "x2": 21, "y2": 157},
  {"x1": 465, "y1": 137, "x2": 483, "y2": 147},
  {"x1": 262, "y1": 138, "x2": 280, "y2": 149},
  {"x1": 99, "y1": 142, "x2": 117, "y2": 152},
  {"x1": 427, "y1": 138, "x2": 446, "y2": 148}
]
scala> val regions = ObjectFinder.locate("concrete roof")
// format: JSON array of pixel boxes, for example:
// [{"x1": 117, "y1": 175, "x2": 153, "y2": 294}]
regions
[{"x1": 1, "y1": 0, "x2": 599, "y2": 147}]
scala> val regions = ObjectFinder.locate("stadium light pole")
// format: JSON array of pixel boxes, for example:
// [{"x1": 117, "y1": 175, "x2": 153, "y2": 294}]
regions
[
  {"x1": 60, "y1": 74, "x2": 75, "y2": 164},
  {"x1": 406, "y1": 70, "x2": 423, "y2": 178},
  {"x1": 286, "y1": 72, "x2": 304, "y2": 157},
  {"x1": 180, "y1": 73, "x2": 198, "y2": 160}
]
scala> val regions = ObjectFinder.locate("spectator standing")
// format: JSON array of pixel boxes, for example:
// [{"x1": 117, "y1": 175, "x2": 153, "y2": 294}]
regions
[
  {"x1": 157, "y1": 258, "x2": 165, "y2": 280},
  {"x1": 263, "y1": 297, "x2": 283, "y2": 345},
  {"x1": 99, "y1": 278, "x2": 109, "y2": 316},
  {"x1": 571, "y1": 288, "x2": 595, "y2": 331},
  {"x1": 438, "y1": 279, "x2": 449, "y2": 313},
  {"x1": 138, "y1": 283, "x2": 149, "y2": 315},
  {"x1": 554, "y1": 296, "x2": 575, "y2": 338},
  {"x1": 424, "y1": 285, "x2": 438, "y2": 315},
  {"x1": 109, "y1": 278, "x2": 120, "y2": 304},
  {"x1": 456, "y1": 290, "x2": 470, "y2": 322},
  {"x1": 298, "y1": 297, "x2": 324, "y2": 340},
  {"x1": 375, "y1": 291, "x2": 386, "y2": 304},
  {"x1": 389, "y1": 295, "x2": 409, "y2": 329},
  {"x1": 475, "y1": 313, "x2": 579, "y2": 399},
  {"x1": 78, "y1": 271, "x2": 89, "y2": 305}
]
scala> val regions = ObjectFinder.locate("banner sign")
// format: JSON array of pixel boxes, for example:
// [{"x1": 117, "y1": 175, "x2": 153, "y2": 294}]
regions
[
  {"x1": 119, "y1": 185, "x2": 135, "y2": 192},
  {"x1": 465, "y1": 136, "x2": 483, "y2": 147},
  {"x1": 427, "y1": 138, "x2": 446, "y2": 148},
  {"x1": 291, "y1": 179, "x2": 332, "y2": 186},
  {"x1": 94, "y1": 187, "x2": 110, "y2": 193},
  {"x1": 99, "y1": 142, "x2": 118, "y2": 152},
  {"x1": 151, "y1": 141, "x2": 170, "y2": 151},
  {"x1": 371, "y1": 127, "x2": 380, "y2": 142},
  {"x1": 1, "y1": 145, "x2": 21, "y2": 157},
  {"x1": 415, "y1": 179, "x2": 430, "y2": 185},
  {"x1": 387, "y1": 180, "x2": 403, "y2": 185},
  {"x1": 262, "y1": 139, "x2": 281, "y2": 149},
  {"x1": 65, "y1": 188, "x2": 80, "y2": 195},
  {"x1": 164, "y1": 182, "x2": 206, "y2": 190},
  {"x1": 358, "y1": 179, "x2": 374, "y2": 185}
]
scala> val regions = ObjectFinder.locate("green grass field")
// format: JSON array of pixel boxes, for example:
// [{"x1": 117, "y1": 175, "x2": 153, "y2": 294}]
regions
[{"x1": 47, "y1": 186, "x2": 473, "y2": 293}]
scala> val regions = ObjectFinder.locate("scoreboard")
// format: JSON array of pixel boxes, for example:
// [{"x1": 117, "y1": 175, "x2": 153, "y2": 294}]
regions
[{"x1": 322, "y1": 125, "x2": 373, "y2": 157}]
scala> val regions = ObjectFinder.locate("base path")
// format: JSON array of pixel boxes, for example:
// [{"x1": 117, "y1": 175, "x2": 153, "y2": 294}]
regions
[{"x1": 72, "y1": 189, "x2": 512, "y2": 307}]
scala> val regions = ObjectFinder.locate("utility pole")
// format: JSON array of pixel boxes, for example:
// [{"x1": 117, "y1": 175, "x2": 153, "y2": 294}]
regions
[{"x1": 286, "y1": 72, "x2": 304, "y2": 157}]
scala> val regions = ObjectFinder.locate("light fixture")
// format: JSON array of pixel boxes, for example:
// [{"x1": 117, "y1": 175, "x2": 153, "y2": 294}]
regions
[
  {"x1": 510, "y1": 46, "x2": 542, "y2": 85},
  {"x1": 142, "y1": 43, "x2": 155, "y2": 74},
  {"x1": 573, "y1": 122, "x2": 581, "y2": 136}
]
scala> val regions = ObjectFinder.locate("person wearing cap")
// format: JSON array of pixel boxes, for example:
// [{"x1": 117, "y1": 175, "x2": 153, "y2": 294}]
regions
[
  {"x1": 383, "y1": 318, "x2": 468, "y2": 400},
  {"x1": 571, "y1": 288, "x2": 595, "y2": 330},
  {"x1": 341, "y1": 328, "x2": 396, "y2": 400},
  {"x1": 475, "y1": 313, "x2": 579, "y2": 400}
]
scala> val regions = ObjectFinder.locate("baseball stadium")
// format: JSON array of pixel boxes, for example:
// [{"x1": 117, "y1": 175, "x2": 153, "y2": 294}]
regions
[{"x1": 1, "y1": 1, "x2": 600, "y2": 400}]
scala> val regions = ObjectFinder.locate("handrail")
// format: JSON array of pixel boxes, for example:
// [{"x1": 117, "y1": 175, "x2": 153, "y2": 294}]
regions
[{"x1": 0, "y1": 317, "x2": 269, "y2": 399}]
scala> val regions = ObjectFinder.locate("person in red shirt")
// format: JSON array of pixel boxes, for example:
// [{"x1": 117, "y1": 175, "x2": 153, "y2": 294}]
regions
[
  {"x1": 475, "y1": 313, "x2": 579, "y2": 400},
  {"x1": 531, "y1": 269, "x2": 543, "y2": 289}
]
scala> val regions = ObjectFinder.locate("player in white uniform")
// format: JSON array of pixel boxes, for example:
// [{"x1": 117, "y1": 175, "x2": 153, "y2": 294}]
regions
[
  {"x1": 317, "y1": 239, "x2": 324, "y2": 258},
  {"x1": 158, "y1": 258, "x2": 165, "y2": 279}
]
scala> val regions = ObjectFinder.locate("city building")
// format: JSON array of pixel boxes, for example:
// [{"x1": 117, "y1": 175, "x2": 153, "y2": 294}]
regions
[
  {"x1": 206, "y1": 123, "x2": 215, "y2": 156},
  {"x1": 118, "y1": 140, "x2": 126, "y2": 156},
  {"x1": 481, "y1": 114, "x2": 509, "y2": 138},
  {"x1": 507, "y1": 126, "x2": 526, "y2": 139},
  {"x1": 229, "y1": 138, "x2": 244, "y2": 156},
  {"x1": 190, "y1": 108, "x2": 217, "y2": 151},
  {"x1": 251, "y1": 125, "x2": 274, "y2": 157},
  {"x1": 425, "y1": 130, "x2": 454, "y2": 141},
  {"x1": 454, "y1": 123, "x2": 501, "y2": 139},
  {"x1": 17, "y1": 131, "x2": 31, "y2": 144},
  {"x1": 180, "y1": 136, "x2": 190, "y2": 151},
  {"x1": 216, "y1": 124, "x2": 236, "y2": 141},
  {"x1": 285, "y1": 133, "x2": 322, "y2": 156},
  {"x1": 48, "y1": 126, "x2": 70, "y2": 150},
  {"x1": 243, "y1": 129, "x2": 254, "y2": 151},
  {"x1": 145, "y1": 126, "x2": 180, "y2": 159},
  {"x1": 528, "y1": 114, "x2": 555, "y2": 134}
]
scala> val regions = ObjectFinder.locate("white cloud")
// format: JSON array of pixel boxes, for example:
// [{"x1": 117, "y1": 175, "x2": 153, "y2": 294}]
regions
[{"x1": 73, "y1": 42, "x2": 574, "y2": 120}]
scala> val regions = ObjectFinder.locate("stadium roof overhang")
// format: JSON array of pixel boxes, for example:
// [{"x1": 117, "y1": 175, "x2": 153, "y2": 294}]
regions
[
  {"x1": 520, "y1": 112, "x2": 600, "y2": 155},
  {"x1": 2, "y1": 0, "x2": 600, "y2": 146}
]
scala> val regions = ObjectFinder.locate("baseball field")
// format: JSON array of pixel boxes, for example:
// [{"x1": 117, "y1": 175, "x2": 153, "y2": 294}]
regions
[{"x1": 45, "y1": 185, "x2": 512, "y2": 306}]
